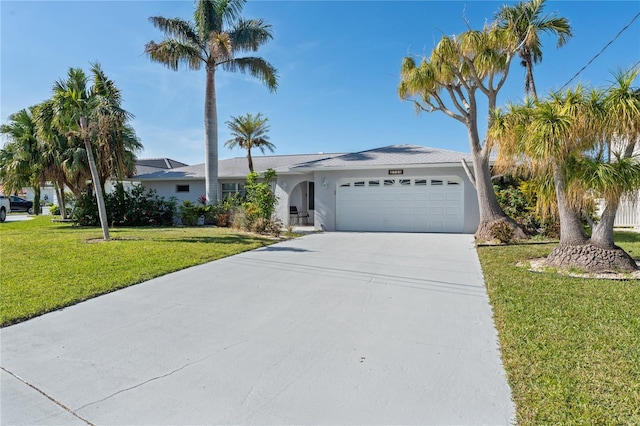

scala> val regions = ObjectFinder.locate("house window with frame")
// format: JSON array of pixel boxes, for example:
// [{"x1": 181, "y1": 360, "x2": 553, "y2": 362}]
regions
[
  {"x1": 176, "y1": 184, "x2": 190, "y2": 193},
  {"x1": 221, "y1": 182, "x2": 246, "y2": 199}
]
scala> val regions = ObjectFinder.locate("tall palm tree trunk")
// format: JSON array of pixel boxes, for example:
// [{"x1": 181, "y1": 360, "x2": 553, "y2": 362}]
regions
[
  {"x1": 247, "y1": 148, "x2": 254, "y2": 172},
  {"x1": 204, "y1": 65, "x2": 219, "y2": 203},
  {"x1": 32, "y1": 184, "x2": 41, "y2": 215},
  {"x1": 523, "y1": 53, "x2": 538, "y2": 99},
  {"x1": 81, "y1": 118, "x2": 110, "y2": 240},
  {"x1": 55, "y1": 182, "x2": 67, "y2": 220}
]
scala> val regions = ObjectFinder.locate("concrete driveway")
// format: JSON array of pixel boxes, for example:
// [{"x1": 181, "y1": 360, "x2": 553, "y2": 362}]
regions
[{"x1": 1, "y1": 233, "x2": 515, "y2": 425}]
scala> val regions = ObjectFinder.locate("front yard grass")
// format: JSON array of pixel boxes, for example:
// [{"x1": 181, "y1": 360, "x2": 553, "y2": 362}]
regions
[
  {"x1": 0, "y1": 216, "x2": 274, "y2": 326},
  {"x1": 478, "y1": 232, "x2": 640, "y2": 425}
]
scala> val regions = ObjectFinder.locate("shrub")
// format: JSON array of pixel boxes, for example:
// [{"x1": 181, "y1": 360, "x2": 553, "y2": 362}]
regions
[
  {"x1": 244, "y1": 169, "x2": 277, "y2": 222},
  {"x1": 50, "y1": 204, "x2": 70, "y2": 216},
  {"x1": 73, "y1": 185, "x2": 177, "y2": 227},
  {"x1": 178, "y1": 200, "x2": 200, "y2": 226},
  {"x1": 490, "y1": 221, "x2": 515, "y2": 243}
]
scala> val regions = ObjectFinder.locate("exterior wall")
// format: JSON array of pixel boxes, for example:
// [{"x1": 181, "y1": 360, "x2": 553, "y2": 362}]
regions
[
  {"x1": 138, "y1": 180, "x2": 206, "y2": 204},
  {"x1": 275, "y1": 174, "x2": 314, "y2": 226},
  {"x1": 312, "y1": 166, "x2": 480, "y2": 233}
]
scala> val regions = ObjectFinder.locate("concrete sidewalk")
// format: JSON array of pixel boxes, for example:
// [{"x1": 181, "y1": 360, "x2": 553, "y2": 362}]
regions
[{"x1": 1, "y1": 233, "x2": 515, "y2": 425}]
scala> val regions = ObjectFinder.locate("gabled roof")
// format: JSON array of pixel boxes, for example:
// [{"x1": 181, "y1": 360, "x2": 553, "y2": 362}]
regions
[
  {"x1": 291, "y1": 145, "x2": 474, "y2": 169},
  {"x1": 134, "y1": 153, "x2": 344, "y2": 180},
  {"x1": 134, "y1": 158, "x2": 189, "y2": 176},
  {"x1": 134, "y1": 145, "x2": 475, "y2": 181}
]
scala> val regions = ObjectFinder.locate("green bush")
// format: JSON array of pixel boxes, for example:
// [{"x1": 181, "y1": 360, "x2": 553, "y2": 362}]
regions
[
  {"x1": 49, "y1": 205, "x2": 72, "y2": 216},
  {"x1": 74, "y1": 185, "x2": 176, "y2": 227}
]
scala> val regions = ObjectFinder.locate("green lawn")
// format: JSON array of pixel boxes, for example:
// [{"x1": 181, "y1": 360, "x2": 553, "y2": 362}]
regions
[
  {"x1": 0, "y1": 216, "x2": 274, "y2": 326},
  {"x1": 478, "y1": 232, "x2": 640, "y2": 425}
]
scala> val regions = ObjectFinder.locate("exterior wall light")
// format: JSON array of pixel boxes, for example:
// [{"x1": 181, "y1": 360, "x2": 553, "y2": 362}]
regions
[{"x1": 322, "y1": 179, "x2": 329, "y2": 189}]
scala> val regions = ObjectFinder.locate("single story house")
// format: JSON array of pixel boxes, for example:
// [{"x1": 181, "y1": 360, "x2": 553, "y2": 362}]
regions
[{"x1": 134, "y1": 144, "x2": 481, "y2": 233}]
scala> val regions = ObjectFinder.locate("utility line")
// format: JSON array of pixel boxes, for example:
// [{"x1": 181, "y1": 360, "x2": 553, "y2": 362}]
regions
[{"x1": 560, "y1": 11, "x2": 640, "y2": 90}]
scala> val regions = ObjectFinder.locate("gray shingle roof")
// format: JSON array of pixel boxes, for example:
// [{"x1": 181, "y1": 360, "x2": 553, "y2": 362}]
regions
[
  {"x1": 292, "y1": 145, "x2": 474, "y2": 169},
  {"x1": 134, "y1": 146, "x2": 475, "y2": 181},
  {"x1": 134, "y1": 158, "x2": 190, "y2": 176},
  {"x1": 134, "y1": 153, "x2": 344, "y2": 180}
]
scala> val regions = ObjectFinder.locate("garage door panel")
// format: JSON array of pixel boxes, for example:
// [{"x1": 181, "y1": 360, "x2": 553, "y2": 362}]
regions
[{"x1": 336, "y1": 177, "x2": 464, "y2": 233}]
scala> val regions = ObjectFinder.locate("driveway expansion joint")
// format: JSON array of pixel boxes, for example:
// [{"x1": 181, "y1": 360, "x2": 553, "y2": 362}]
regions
[{"x1": 0, "y1": 366, "x2": 94, "y2": 426}]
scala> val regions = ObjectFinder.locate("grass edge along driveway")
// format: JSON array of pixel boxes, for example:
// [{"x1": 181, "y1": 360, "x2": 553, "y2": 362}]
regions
[
  {"x1": 1, "y1": 216, "x2": 275, "y2": 326},
  {"x1": 478, "y1": 232, "x2": 640, "y2": 425}
]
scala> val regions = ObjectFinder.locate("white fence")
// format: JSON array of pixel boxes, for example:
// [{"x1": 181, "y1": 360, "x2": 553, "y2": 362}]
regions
[{"x1": 614, "y1": 193, "x2": 640, "y2": 227}]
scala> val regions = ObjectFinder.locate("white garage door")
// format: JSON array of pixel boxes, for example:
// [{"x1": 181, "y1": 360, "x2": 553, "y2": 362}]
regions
[{"x1": 336, "y1": 177, "x2": 464, "y2": 232}]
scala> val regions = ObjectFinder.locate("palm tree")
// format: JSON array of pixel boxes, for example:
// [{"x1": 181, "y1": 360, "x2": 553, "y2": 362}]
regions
[
  {"x1": 145, "y1": 0, "x2": 278, "y2": 203},
  {"x1": 399, "y1": 24, "x2": 527, "y2": 240},
  {"x1": 497, "y1": 0, "x2": 572, "y2": 98},
  {"x1": 0, "y1": 107, "x2": 44, "y2": 214},
  {"x1": 224, "y1": 112, "x2": 275, "y2": 172},
  {"x1": 50, "y1": 64, "x2": 134, "y2": 240},
  {"x1": 490, "y1": 83, "x2": 638, "y2": 272},
  {"x1": 588, "y1": 68, "x2": 640, "y2": 249}
]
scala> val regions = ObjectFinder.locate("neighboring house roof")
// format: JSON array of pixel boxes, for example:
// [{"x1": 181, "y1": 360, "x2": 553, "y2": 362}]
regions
[
  {"x1": 134, "y1": 158, "x2": 189, "y2": 176},
  {"x1": 134, "y1": 153, "x2": 344, "y2": 181},
  {"x1": 291, "y1": 145, "x2": 474, "y2": 170}
]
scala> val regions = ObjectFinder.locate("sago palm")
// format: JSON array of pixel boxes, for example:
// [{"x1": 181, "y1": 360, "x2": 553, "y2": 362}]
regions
[
  {"x1": 224, "y1": 112, "x2": 275, "y2": 172},
  {"x1": 145, "y1": 0, "x2": 278, "y2": 203}
]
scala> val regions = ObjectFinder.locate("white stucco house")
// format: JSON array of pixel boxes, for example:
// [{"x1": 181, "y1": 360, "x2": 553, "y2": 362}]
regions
[{"x1": 133, "y1": 144, "x2": 481, "y2": 233}]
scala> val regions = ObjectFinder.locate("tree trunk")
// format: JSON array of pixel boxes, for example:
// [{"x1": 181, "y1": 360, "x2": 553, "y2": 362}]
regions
[
  {"x1": 33, "y1": 185, "x2": 41, "y2": 215},
  {"x1": 523, "y1": 52, "x2": 537, "y2": 99},
  {"x1": 545, "y1": 243, "x2": 637, "y2": 273},
  {"x1": 590, "y1": 197, "x2": 618, "y2": 249},
  {"x1": 543, "y1": 164, "x2": 637, "y2": 272},
  {"x1": 204, "y1": 64, "x2": 219, "y2": 204},
  {"x1": 56, "y1": 182, "x2": 67, "y2": 220},
  {"x1": 247, "y1": 148, "x2": 254, "y2": 173},
  {"x1": 553, "y1": 163, "x2": 587, "y2": 246},
  {"x1": 466, "y1": 122, "x2": 526, "y2": 240},
  {"x1": 81, "y1": 118, "x2": 110, "y2": 240}
]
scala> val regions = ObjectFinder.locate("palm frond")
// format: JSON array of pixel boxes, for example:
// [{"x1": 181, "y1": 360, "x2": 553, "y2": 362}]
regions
[
  {"x1": 230, "y1": 18, "x2": 273, "y2": 52},
  {"x1": 145, "y1": 40, "x2": 204, "y2": 71},
  {"x1": 148, "y1": 16, "x2": 201, "y2": 46},
  {"x1": 222, "y1": 57, "x2": 278, "y2": 92}
]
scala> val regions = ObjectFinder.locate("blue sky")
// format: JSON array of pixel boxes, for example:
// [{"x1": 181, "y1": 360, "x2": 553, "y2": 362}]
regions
[{"x1": 2, "y1": 1, "x2": 639, "y2": 165}]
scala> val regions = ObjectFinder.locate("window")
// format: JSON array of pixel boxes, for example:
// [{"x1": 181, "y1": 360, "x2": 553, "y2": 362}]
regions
[
  {"x1": 399, "y1": 179, "x2": 411, "y2": 186},
  {"x1": 354, "y1": 181, "x2": 365, "y2": 187},
  {"x1": 430, "y1": 179, "x2": 443, "y2": 186},
  {"x1": 221, "y1": 182, "x2": 246, "y2": 199},
  {"x1": 415, "y1": 179, "x2": 427, "y2": 186},
  {"x1": 384, "y1": 179, "x2": 395, "y2": 186},
  {"x1": 368, "y1": 180, "x2": 380, "y2": 187},
  {"x1": 176, "y1": 184, "x2": 190, "y2": 193},
  {"x1": 340, "y1": 182, "x2": 351, "y2": 187},
  {"x1": 447, "y1": 180, "x2": 460, "y2": 185}
]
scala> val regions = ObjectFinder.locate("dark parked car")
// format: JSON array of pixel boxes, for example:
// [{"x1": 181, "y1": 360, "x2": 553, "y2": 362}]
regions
[{"x1": 10, "y1": 196, "x2": 33, "y2": 214}]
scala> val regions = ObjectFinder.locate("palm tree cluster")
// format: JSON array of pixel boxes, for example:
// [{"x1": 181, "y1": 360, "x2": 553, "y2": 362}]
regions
[
  {"x1": 145, "y1": 0, "x2": 278, "y2": 203},
  {"x1": 0, "y1": 63, "x2": 140, "y2": 240},
  {"x1": 490, "y1": 68, "x2": 640, "y2": 272}
]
